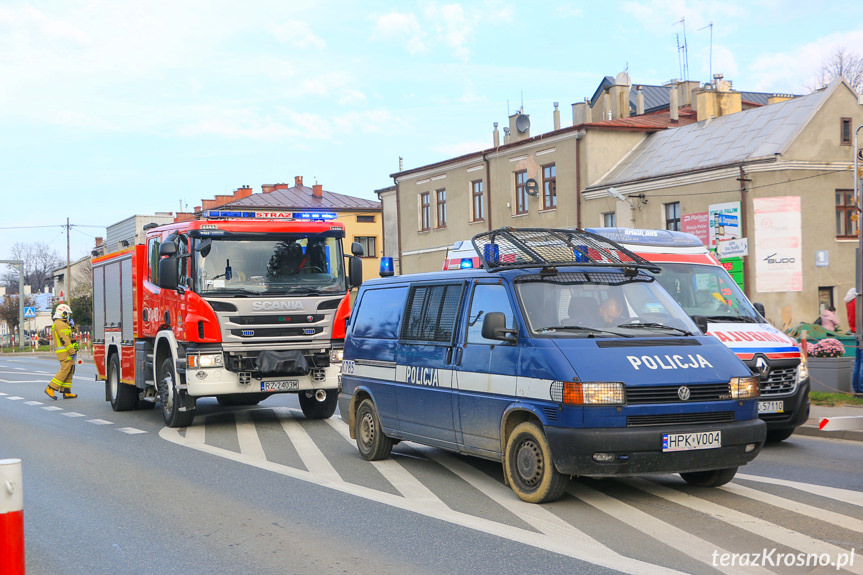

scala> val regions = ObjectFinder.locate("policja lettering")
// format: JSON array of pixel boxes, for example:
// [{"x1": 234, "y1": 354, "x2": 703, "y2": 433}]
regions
[
  {"x1": 626, "y1": 353, "x2": 713, "y2": 370},
  {"x1": 405, "y1": 366, "x2": 440, "y2": 387}
]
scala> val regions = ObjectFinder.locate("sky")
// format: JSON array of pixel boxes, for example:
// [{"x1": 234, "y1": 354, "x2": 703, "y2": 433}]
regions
[{"x1": 1, "y1": 0, "x2": 862, "y2": 267}]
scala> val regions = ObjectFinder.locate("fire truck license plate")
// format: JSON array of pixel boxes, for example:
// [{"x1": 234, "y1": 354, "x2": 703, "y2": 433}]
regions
[
  {"x1": 262, "y1": 380, "x2": 299, "y2": 392},
  {"x1": 662, "y1": 431, "x2": 721, "y2": 452}
]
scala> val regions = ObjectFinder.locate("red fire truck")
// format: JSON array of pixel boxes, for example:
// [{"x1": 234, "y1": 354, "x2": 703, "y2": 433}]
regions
[{"x1": 92, "y1": 210, "x2": 363, "y2": 427}]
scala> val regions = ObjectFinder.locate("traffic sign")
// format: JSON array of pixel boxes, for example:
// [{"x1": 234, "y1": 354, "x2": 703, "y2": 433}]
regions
[{"x1": 23, "y1": 307, "x2": 35, "y2": 318}]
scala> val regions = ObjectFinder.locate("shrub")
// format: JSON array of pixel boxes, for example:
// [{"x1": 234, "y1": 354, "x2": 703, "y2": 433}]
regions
[{"x1": 808, "y1": 338, "x2": 846, "y2": 358}]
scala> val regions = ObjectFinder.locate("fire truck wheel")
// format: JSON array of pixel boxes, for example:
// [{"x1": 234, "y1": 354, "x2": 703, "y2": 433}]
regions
[
  {"x1": 158, "y1": 357, "x2": 195, "y2": 428},
  {"x1": 354, "y1": 399, "x2": 392, "y2": 460},
  {"x1": 680, "y1": 467, "x2": 738, "y2": 487},
  {"x1": 504, "y1": 421, "x2": 568, "y2": 503},
  {"x1": 298, "y1": 389, "x2": 338, "y2": 419},
  {"x1": 108, "y1": 353, "x2": 137, "y2": 411}
]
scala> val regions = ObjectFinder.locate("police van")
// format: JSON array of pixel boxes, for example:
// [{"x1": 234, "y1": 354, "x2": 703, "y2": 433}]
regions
[
  {"x1": 587, "y1": 228, "x2": 809, "y2": 443},
  {"x1": 339, "y1": 228, "x2": 765, "y2": 503}
]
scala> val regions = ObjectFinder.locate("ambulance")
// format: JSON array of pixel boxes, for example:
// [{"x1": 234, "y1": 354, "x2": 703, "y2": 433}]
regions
[
  {"x1": 340, "y1": 227, "x2": 765, "y2": 503},
  {"x1": 587, "y1": 228, "x2": 809, "y2": 442}
]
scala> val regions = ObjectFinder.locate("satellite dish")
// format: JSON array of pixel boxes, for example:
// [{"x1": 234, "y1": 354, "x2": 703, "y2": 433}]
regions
[{"x1": 515, "y1": 114, "x2": 530, "y2": 133}]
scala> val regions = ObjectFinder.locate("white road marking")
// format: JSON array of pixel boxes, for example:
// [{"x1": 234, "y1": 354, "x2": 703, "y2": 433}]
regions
[
  {"x1": 117, "y1": 428, "x2": 147, "y2": 435},
  {"x1": 0, "y1": 392, "x2": 7, "y2": 396},
  {"x1": 273, "y1": 407, "x2": 341, "y2": 483},
  {"x1": 62, "y1": 412, "x2": 86, "y2": 418},
  {"x1": 41, "y1": 406, "x2": 63, "y2": 411},
  {"x1": 736, "y1": 472, "x2": 863, "y2": 507},
  {"x1": 233, "y1": 411, "x2": 267, "y2": 460},
  {"x1": 87, "y1": 419, "x2": 113, "y2": 425},
  {"x1": 6, "y1": 396, "x2": 24, "y2": 400},
  {"x1": 24, "y1": 401, "x2": 43, "y2": 405}
]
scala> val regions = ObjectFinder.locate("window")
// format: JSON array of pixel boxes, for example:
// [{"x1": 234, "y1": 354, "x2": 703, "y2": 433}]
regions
[
  {"x1": 542, "y1": 164, "x2": 557, "y2": 210},
  {"x1": 841, "y1": 118, "x2": 852, "y2": 146},
  {"x1": 352, "y1": 287, "x2": 408, "y2": 339},
  {"x1": 471, "y1": 180, "x2": 484, "y2": 222},
  {"x1": 515, "y1": 170, "x2": 528, "y2": 214},
  {"x1": 602, "y1": 212, "x2": 616, "y2": 227},
  {"x1": 356, "y1": 215, "x2": 375, "y2": 223},
  {"x1": 436, "y1": 188, "x2": 447, "y2": 228},
  {"x1": 420, "y1": 192, "x2": 431, "y2": 231},
  {"x1": 466, "y1": 284, "x2": 515, "y2": 344},
  {"x1": 836, "y1": 189, "x2": 857, "y2": 239},
  {"x1": 401, "y1": 283, "x2": 464, "y2": 343},
  {"x1": 354, "y1": 236, "x2": 377, "y2": 258},
  {"x1": 664, "y1": 202, "x2": 681, "y2": 231},
  {"x1": 147, "y1": 237, "x2": 160, "y2": 284}
]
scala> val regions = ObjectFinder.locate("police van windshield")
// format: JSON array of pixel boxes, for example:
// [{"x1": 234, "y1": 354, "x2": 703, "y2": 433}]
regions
[
  {"x1": 516, "y1": 273, "x2": 699, "y2": 337},
  {"x1": 193, "y1": 234, "x2": 346, "y2": 296},
  {"x1": 649, "y1": 263, "x2": 761, "y2": 323}
]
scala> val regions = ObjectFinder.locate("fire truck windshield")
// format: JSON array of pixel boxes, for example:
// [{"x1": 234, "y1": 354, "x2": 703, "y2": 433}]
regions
[{"x1": 194, "y1": 235, "x2": 346, "y2": 295}]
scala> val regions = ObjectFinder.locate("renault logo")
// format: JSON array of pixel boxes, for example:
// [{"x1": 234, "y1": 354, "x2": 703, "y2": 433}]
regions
[
  {"x1": 677, "y1": 386, "x2": 691, "y2": 401},
  {"x1": 755, "y1": 355, "x2": 770, "y2": 380}
]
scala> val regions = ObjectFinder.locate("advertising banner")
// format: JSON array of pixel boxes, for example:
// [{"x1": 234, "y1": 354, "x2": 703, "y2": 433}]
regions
[
  {"x1": 753, "y1": 196, "x2": 802, "y2": 292},
  {"x1": 682, "y1": 212, "x2": 709, "y2": 245},
  {"x1": 708, "y1": 202, "x2": 741, "y2": 248}
]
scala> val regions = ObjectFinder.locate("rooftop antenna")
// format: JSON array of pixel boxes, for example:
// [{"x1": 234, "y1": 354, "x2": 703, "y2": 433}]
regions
[
  {"x1": 698, "y1": 21, "x2": 713, "y2": 85},
  {"x1": 675, "y1": 17, "x2": 689, "y2": 83}
]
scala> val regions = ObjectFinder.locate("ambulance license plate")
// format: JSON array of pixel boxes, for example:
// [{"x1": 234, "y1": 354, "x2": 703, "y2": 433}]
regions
[
  {"x1": 662, "y1": 431, "x2": 721, "y2": 452},
  {"x1": 262, "y1": 380, "x2": 299, "y2": 392},
  {"x1": 758, "y1": 400, "x2": 784, "y2": 414}
]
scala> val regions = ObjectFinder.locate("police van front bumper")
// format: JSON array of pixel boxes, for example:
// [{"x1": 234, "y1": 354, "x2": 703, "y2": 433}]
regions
[{"x1": 545, "y1": 419, "x2": 766, "y2": 477}]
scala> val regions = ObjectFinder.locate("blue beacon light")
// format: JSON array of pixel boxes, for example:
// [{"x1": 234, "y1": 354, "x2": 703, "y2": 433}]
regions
[
  {"x1": 459, "y1": 258, "x2": 474, "y2": 269},
  {"x1": 380, "y1": 257, "x2": 394, "y2": 277}
]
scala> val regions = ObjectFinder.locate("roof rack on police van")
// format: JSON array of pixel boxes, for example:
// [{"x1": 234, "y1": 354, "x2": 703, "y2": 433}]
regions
[{"x1": 471, "y1": 227, "x2": 661, "y2": 273}]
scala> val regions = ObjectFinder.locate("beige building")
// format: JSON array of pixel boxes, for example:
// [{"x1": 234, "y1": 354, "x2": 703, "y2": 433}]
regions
[{"x1": 385, "y1": 74, "x2": 863, "y2": 329}]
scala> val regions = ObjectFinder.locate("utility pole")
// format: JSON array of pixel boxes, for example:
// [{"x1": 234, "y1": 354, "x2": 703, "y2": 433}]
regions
[
  {"x1": 0, "y1": 260, "x2": 25, "y2": 349},
  {"x1": 854, "y1": 125, "x2": 863, "y2": 394},
  {"x1": 65, "y1": 217, "x2": 71, "y2": 303}
]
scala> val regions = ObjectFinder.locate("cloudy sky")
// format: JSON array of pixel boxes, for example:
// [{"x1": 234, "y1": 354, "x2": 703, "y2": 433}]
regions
[{"x1": 1, "y1": 0, "x2": 861, "y2": 263}]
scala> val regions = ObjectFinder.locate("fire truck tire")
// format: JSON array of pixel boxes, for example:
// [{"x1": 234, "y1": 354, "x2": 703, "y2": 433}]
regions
[
  {"x1": 217, "y1": 393, "x2": 269, "y2": 406},
  {"x1": 680, "y1": 467, "x2": 738, "y2": 487},
  {"x1": 108, "y1": 353, "x2": 137, "y2": 411},
  {"x1": 298, "y1": 389, "x2": 338, "y2": 419},
  {"x1": 158, "y1": 358, "x2": 195, "y2": 428}
]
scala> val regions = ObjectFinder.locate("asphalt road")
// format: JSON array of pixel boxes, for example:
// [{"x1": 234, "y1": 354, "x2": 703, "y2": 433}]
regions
[{"x1": 2, "y1": 355, "x2": 861, "y2": 575}]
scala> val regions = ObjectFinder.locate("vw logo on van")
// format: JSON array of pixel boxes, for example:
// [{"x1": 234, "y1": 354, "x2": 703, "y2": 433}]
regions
[
  {"x1": 677, "y1": 386, "x2": 691, "y2": 401},
  {"x1": 754, "y1": 355, "x2": 770, "y2": 380}
]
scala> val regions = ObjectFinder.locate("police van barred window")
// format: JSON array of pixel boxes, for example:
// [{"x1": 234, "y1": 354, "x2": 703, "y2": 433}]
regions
[
  {"x1": 400, "y1": 283, "x2": 464, "y2": 343},
  {"x1": 352, "y1": 287, "x2": 408, "y2": 339}
]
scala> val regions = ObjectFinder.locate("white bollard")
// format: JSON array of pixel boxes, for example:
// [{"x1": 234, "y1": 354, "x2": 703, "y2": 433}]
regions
[{"x1": 0, "y1": 458, "x2": 25, "y2": 575}]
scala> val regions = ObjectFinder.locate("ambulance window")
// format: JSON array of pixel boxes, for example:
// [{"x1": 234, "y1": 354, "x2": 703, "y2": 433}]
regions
[
  {"x1": 466, "y1": 284, "x2": 515, "y2": 344},
  {"x1": 401, "y1": 283, "x2": 464, "y2": 344},
  {"x1": 353, "y1": 287, "x2": 408, "y2": 339},
  {"x1": 148, "y1": 238, "x2": 160, "y2": 284}
]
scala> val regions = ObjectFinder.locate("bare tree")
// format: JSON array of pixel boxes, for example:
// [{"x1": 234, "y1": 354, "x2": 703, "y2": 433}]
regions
[
  {"x1": 1, "y1": 242, "x2": 63, "y2": 294},
  {"x1": 0, "y1": 294, "x2": 35, "y2": 335},
  {"x1": 808, "y1": 47, "x2": 863, "y2": 94}
]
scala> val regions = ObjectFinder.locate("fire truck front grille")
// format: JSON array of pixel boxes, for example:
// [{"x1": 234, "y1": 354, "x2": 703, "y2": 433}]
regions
[
  {"x1": 230, "y1": 327, "x2": 323, "y2": 338},
  {"x1": 224, "y1": 351, "x2": 330, "y2": 373},
  {"x1": 231, "y1": 314, "x2": 324, "y2": 325}
]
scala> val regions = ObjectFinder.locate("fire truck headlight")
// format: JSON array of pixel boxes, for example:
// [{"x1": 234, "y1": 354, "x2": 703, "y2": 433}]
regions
[
  {"x1": 189, "y1": 353, "x2": 223, "y2": 369},
  {"x1": 730, "y1": 376, "x2": 759, "y2": 399},
  {"x1": 329, "y1": 348, "x2": 344, "y2": 363}
]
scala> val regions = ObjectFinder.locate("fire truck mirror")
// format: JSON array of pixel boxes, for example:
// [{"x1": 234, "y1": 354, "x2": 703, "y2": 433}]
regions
[
  {"x1": 349, "y1": 256, "x2": 363, "y2": 289},
  {"x1": 158, "y1": 256, "x2": 180, "y2": 290},
  {"x1": 351, "y1": 242, "x2": 364, "y2": 257},
  {"x1": 159, "y1": 242, "x2": 177, "y2": 257}
]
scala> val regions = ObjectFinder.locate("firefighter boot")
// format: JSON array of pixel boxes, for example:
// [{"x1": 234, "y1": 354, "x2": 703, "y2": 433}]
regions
[
  {"x1": 62, "y1": 391, "x2": 77, "y2": 399},
  {"x1": 44, "y1": 386, "x2": 57, "y2": 400}
]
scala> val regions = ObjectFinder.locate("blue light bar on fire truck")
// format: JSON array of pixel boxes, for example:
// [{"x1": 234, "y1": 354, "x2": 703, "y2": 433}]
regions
[{"x1": 205, "y1": 210, "x2": 338, "y2": 221}]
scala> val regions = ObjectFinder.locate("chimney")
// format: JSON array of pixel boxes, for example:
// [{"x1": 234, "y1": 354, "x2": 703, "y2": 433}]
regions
[
  {"x1": 295, "y1": 176, "x2": 304, "y2": 187},
  {"x1": 636, "y1": 86, "x2": 644, "y2": 115},
  {"x1": 214, "y1": 194, "x2": 233, "y2": 206},
  {"x1": 202, "y1": 199, "x2": 217, "y2": 210},
  {"x1": 572, "y1": 98, "x2": 592, "y2": 125},
  {"x1": 275, "y1": 183, "x2": 288, "y2": 190},
  {"x1": 768, "y1": 94, "x2": 794, "y2": 105},
  {"x1": 312, "y1": 184, "x2": 323, "y2": 198},
  {"x1": 670, "y1": 84, "x2": 679, "y2": 122},
  {"x1": 95, "y1": 237, "x2": 103, "y2": 247},
  {"x1": 493, "y1": 122, "x2": 500, "y2": 147},
  {"x1": 234, "y1": 185, "x2": 253, "y2": 200},
  {"x1": 262, "y1": 184, "x2": 276, "y2": 193},
  {"x1": 508, "y1": 111, "x2": 530, "y2": 142},
  {"x1": 553, "y1": 102, "x2": 560, "y2": 131}
]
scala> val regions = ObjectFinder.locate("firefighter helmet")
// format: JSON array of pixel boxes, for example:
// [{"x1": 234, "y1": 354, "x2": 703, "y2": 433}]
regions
[{"x1": 53, "y1": 303, "x2": 72, "y2": 321}]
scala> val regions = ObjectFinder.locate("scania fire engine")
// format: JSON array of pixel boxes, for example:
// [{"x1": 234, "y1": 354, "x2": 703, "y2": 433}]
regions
[{"x1": 92, "y1": 211, "x2": 363, "y2": 427}]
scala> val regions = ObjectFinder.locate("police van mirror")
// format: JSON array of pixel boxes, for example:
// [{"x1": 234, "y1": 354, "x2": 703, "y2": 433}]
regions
[
  {"x1": 158, "y1": 258, "x2": 179, "y2": 290},
  {"x1": 349, "y1": 256, "x2": 363, "y2": 289},
  {"x1": 482, "y1": 312, "x2": 517, "y2": 343},
  {"x1": 351, "y1": 242, "x2": 364, "y2": 257},
  {"x1": 691, "y1": 315, "x2": 709, "y2": 335},
  {"x1": 753, "y1": 302, "x2": 766, "y2": 318},
  {"x1": 159, "y1": 242, "x2": 177, "y2": 257}
]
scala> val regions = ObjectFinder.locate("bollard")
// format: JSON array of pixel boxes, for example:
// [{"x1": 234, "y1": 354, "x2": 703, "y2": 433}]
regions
[{"x1": 0, "y1": 458, "x2": 25, "y2": 575}]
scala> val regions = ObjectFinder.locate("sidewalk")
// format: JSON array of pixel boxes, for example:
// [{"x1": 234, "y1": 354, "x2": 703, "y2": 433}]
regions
[{"x1": 795, "y1": 404, "x2": 863, "y2": 442}]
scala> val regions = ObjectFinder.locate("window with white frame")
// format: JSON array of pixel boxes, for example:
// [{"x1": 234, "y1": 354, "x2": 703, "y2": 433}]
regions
[
  {"x1": 664, "y1": 202, "x2": 681, "y2": 231},
  {"x1": 471, "y1": 180, "x2": 484, "y2": 222},
  {"x1": 602, "y1": 212, "x2": 616, "y2": 227}
]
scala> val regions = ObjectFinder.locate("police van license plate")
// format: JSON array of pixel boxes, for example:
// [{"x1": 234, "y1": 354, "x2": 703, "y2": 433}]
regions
[
  {"x1": 758, "y1": 400, "x2": 784, "y2": 414},
  {"x1": 262, "y1": 380, "x2": 299, "y2": 392},
  {"x1": 662, "y1": 431, "x2": 721, "y2": 452}
]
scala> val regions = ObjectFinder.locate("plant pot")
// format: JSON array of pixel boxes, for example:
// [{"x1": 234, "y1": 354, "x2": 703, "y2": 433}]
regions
[{"x1": 807, "y1": 356, "x2": 854, "y2": 393}]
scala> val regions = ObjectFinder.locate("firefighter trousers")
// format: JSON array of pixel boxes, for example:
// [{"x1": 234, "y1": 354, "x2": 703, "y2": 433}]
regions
[{"x1": 49, "y1": 356, "x2": 75, "y2": 392}]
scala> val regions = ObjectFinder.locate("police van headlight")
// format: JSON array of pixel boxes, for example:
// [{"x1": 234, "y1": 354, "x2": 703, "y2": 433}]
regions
[
  {"x1": 188, "y1": 353, "x2": 222, "y2": 369},
  {"x1": 551, "y1": 381, "x2": 625, "y2": 405},
  {"x1": 730, "y1": 376, "x2": 759, "y2": 399},
  {"x1": 329, "y1": 347, "x2": 344, "y2": 363}
]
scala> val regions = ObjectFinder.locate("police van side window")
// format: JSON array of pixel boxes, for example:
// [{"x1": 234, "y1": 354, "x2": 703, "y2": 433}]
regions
[
  {"x1": 466, "y1": 284, "x2": 515, "y2": 344},
  {"x1": 352, "y1": 287, "x2": 408, "y2": 339},
  {"x1": 400, "y1": 283, "x2": 464, "y2": 344}
]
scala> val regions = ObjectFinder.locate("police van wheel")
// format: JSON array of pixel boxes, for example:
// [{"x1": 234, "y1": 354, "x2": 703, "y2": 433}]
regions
[
  {"x1": 680, "y1": 467, "x2": 738, "y2": 487},
  {"x1": 299, "y1": 390, "x2": 338, "y2": 419},
  {"x1": 158, "y1": 358, "x2": 195, "y2": 428},
  {"x1": 355, "y1": 399, "x2": 392, "y2": 460},
  {"x1": 504, "y1": 422, "x2": 568, "y2": 503},
  {"x1": 108, "y1": 353, "x2": 137, "y2": 411}
]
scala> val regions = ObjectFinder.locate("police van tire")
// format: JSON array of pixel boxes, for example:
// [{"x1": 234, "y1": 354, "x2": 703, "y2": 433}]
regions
[
  {"x1": 504, "y1": 422, "x2": 568, "y2": 503},
  {"x1": 298, "y1": 389, "x2": 338, "y2": 419},
  {"x1": 108, "y1": 353, "x2": 137, "y2": 411},
  {"x1": 158, "y1": 358, "x2": 195, "y2": 428},
  {"x1": 680, "y1": 467, "x2": 738, "y2": 487},
  {"x1": 355, "y1": 399, "x2": 392, "y2": 460}
]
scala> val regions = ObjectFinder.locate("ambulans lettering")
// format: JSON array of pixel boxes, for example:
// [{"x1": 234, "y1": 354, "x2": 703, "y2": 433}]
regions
[
  {"x1": 404, "y1": 366, "x2": 440, "y2": 387},
  {"x1": 627, "y1": 354, "x2": 714, "y2": 370},
  {"x1": 709, "y1": 329, "x2": 791, "y2": 344}
]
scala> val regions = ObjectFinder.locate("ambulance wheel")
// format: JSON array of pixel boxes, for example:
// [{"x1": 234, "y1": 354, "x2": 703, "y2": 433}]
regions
[
  {"x1": 108, "y1": 353, "x2": 137, "y2": 411},
  {"x1": 298, "y1": 389, "x2": 338, "y2": 419},
  {"x1": 158, "y1": 358, "x2": 194, "y2": 428},
  {"x1": 504, "y1": 421, "x2": 568, "y2": 503},
  {"x1": 680, "y1": 467, "x2": 738, "y2": 487},
  {"x1": 355, "y1": 399, "x2": 392, "y2": 460}
]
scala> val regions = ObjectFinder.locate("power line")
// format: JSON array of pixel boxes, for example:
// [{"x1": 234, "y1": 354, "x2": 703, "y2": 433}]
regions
[{"x1": 639, "y1": 168, "x2": 844, "y2": 198}]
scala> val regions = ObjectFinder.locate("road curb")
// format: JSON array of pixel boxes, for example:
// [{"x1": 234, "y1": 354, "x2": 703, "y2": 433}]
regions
[{"x1": 793, "y1": 421, "x2": 863, "y2": 442}]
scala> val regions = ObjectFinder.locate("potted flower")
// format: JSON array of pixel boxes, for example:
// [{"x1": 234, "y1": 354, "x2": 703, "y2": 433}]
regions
[{"x1": 806, "y1": 338, "x2": 853, "y2": 392}]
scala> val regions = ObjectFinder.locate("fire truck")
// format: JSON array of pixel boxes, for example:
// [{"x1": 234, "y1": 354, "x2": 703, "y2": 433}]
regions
[{"x1": 91, "y1": 210, "x2": 363, "y2": 427}]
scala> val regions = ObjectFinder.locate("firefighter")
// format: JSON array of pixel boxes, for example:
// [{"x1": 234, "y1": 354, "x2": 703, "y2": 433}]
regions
[{"x1": 45, "y1": 303, "x2": 78, "y2": 400}]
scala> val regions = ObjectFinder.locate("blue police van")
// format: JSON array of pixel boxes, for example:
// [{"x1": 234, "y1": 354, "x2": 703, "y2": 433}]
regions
[{"x1": 339, "y1": 228, "x2": 766, "y2": 503}]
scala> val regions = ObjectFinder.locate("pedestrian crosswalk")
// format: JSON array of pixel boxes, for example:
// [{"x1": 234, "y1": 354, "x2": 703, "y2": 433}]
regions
[{"x1": 160, "y1": 407, "x2": 863, "y2": 575}]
